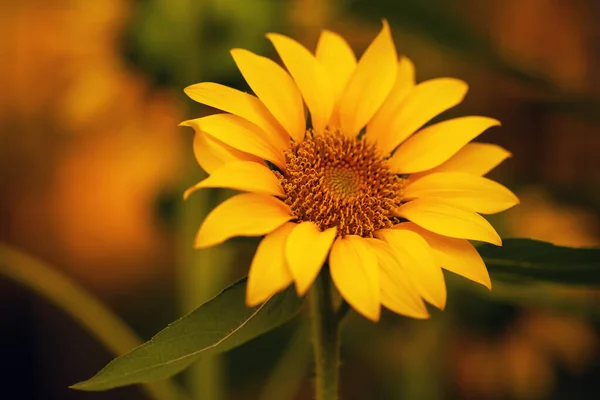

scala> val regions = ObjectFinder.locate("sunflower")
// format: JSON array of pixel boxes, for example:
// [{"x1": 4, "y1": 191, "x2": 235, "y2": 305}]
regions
[{"x1": 181, "y1": 21, "x2": 518, "y2": 321}]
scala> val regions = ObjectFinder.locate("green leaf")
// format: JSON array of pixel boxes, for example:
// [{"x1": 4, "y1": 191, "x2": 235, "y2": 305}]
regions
[
  {"x1": 72, "y1": 278, "x2": 303, "y2": 391},
  {"x1": 481, "y1": 239, "x2": 600, "y2": 286}
]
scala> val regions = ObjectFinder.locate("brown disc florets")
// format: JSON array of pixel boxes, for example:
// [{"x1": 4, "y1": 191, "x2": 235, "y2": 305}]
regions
[{"x1": 276, "y1": 128, "x2": 405, "y2": 238}]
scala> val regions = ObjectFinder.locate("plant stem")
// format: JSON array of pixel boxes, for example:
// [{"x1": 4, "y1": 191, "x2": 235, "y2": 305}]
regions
[{"x1": 308, "y1": 269, "x2": 340, "y2": 400}]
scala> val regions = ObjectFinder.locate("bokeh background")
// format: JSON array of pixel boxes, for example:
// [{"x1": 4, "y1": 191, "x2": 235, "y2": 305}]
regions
[{"x1": 1, "y1": 0, "x2": 599, "y2": 399}]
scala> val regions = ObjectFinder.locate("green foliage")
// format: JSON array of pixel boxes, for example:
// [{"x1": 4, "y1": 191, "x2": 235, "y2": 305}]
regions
[
  {"x1": 70, "y1": 239, "x2": 600, "y2": 393},
  {"x1": 72, "y1": 278, "x2": 303, "y2": 391},
  {"x1": 482, "y1": 239, "x2": 600, "y2": 285}
]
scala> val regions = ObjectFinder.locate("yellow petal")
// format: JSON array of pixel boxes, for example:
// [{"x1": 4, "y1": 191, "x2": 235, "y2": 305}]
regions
[
  {"x1": 365, "y1": 57, "x2": 415, "y2": 149},
  {"x1": 184, "y1": 82, "x2": 289, "y2": 150},
  {"x1": 285, "y1": 222, "x2": 337, "y2": 296},
  {"x1": 329, "y1": 236, "x2": 380, "y2": 321},
  {"x1": 190, "y1": 130, "x2": 263, "y2": 174},
  {"x1": 364, "y1": 238, "x2": 429, "y2": 318},
  {"x1": 246, "y1": 222, "x2": 295, "y2": 306},
  {"x1": 395, "y1": 198, "x2": 502, "y2": 245},
  {"x1": 377, "y1": 78, "x2": 469, "y2": 154},
  {"x1": 267, "y1": 33, "x2": 334, "y2": 134},
  {"x1": 184, "y1": 114, "x2": 286, "y2": 170},
  {"x1": 183, "y1": 161, "x2": 283, "y2": 200},
  {"x1": 410, "y1": 143, "x2": 512, "y2": 179},
  {"x1": 375, "y1": 229, "x2": 446, "y2": 309},
  {"x1": 404, "y1": 172, "x2": 519, "y2": 214},
  {"x1": 315, "y1": 30, "x2": 357, "y2": 102},
  {"x1": 337, "y1": 20, "x2": 397, "y2": 137},
  {"x1": 195, "y1": 193, "x2": 293, "y2": 248},
  {"x1": 388, "y1": 116, "x2": 500, "y2": 173},
  {"x1": 398, "y1": 222, "x2": 491, "y2": 289},
  {"x1": 231, "y1": 48, "x2": 305, "y2": 142}
]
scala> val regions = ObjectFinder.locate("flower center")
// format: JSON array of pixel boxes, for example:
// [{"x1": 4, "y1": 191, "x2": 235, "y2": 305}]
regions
[
  {"x1": 323, "y1": 167, "x2": 361, "y2": 197},
  {"x1": 276, "y1": 128, "x2": 405, "y2": 238}
]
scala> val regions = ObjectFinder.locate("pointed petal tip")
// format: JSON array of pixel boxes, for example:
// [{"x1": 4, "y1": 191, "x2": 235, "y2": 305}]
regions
[
  {"x1": 361, "y1": 305, "x2": 381, "y2": 322},
  {"x1": 337, "y1": 17, "x2": 397, "y2": 135},
  {"x1": 265, "y1": 33, "x2": 279, "y2": 45},
  {"x1": 415, "y1": 312, "x2": 431, "y2": 320},
  {"x1": 398, "y1": 55, "x2": 415, "y2": 71},
  {"x1": 450, "y1": 79, "x2": 470, "y2": 100},
  {"x1": 182, "y1": 84, "x2": 195, "y2": 95},
  {"x1": 245, "y1": 289, "x2": 270, "y2": 307},
  {"x1": 514, "y1": 195, "x2": 521, "y2": 205},
  {"x1": 387, "y1": 300, "x2": 432, "y2": 320},
  {"x1": 193, "y1": 227, "x2": 225, "y2": 249},
  {"x1": 498, "y1": 196, "x2": 520, "y2": 213},
  {"x1": 413, "y1": 303, "x2": 432, "y2": 319},
  {"x1": 479, "y1": 228, "x2": 503, "y2": 246},
  {"x1": 295, "y1": 283, "x2": 309, "y2": 297},
  {"x1": 437, "y1": 299, "x2": 447, "y2": 311},
  {"x1": 472, "y1": 271, "x2": 492, "y2": 290},
  {"x1": 229, "y1": 48, "x2": 247, "y2": 60},
  {"x1": 466, "y1": 116, "x2": 501, "y2": 129},
  {"x1": 426, "y1": 288, "x2": 447, "y2": 311},
  {"x1": 372, "y1": 307, "x2": 382, "y2": 322},
  {"x1": 488, "y1": 117, "x2": 501, "y2": 127},
  {"x1": 178, "y1": 120, "x2": 193, "y2": 128},
  {"x1": 245, "y1": 294, "x2": 260, "y2": 308},
  {"x1": 481, "y1": 279, "x2": 492, "y2": 291},
  {"x1": 441, "y1": 77, "x2": 469, "y2": 94},
  {"x1": 369, "y1": 315, "x2": 381, "y2": 323},
  {"x1": 379, "y1": 19, "x2": 393, "y2": 44},
  {"x1": 193, "y1": 227, "x2": 219, "y2": 248},
  {"x1": 193, "y1": 237, "x2": 212, "y2": 250}
]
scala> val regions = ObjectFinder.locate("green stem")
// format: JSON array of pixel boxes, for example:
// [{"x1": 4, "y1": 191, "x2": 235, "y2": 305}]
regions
[{"x1": 308, "y1": 269, "x2": 340, "y2": 400}]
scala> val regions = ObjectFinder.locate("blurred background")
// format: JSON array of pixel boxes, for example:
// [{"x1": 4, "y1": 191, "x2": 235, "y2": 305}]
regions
[{"x1": 1, "y1": 0, "x2": 599, "y2": 399}]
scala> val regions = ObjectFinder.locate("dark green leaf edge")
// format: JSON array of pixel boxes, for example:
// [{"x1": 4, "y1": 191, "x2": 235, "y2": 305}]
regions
[
  {"x1": 482, "y1": 238, "x2": 600, "y2": 286},
  {"x1": 72, "y1": 278, "x2": 303, "y2": 391}
]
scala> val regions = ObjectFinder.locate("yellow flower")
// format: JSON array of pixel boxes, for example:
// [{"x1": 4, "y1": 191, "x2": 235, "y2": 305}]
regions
[{"x1": 181, "y1": 21, "x2": 519, "y2": 321}]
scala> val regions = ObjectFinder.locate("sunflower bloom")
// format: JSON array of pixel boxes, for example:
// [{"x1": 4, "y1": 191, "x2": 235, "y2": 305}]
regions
[{"x1": 181, "y1": 21, "x2": 519, "y2": 321}]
